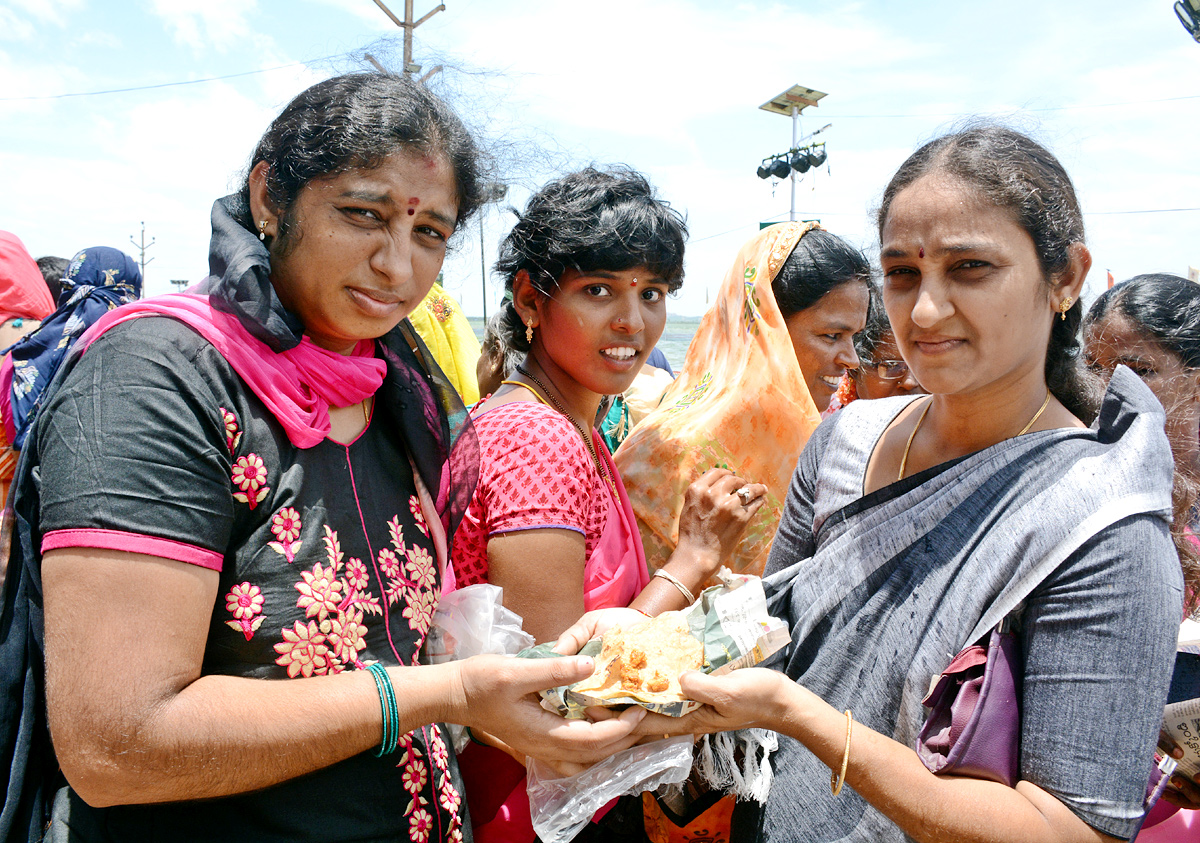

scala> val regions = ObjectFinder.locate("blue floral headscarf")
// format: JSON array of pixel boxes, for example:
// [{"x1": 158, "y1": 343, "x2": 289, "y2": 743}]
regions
[{"x1": 3, "y1": 247, "x2": 142, "y2": 449}]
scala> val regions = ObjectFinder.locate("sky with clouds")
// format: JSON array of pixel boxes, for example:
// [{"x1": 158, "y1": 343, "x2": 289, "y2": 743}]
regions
[{"x1": 2, "y1": 0, "x2": 1197, "y2": 316}]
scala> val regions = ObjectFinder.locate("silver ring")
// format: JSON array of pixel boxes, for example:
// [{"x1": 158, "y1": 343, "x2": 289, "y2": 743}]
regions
[{"x1": 736, "y1": 486, "x2": 753, "y2": 505}]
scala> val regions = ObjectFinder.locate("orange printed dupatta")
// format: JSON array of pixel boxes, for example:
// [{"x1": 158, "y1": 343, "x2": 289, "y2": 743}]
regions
[{"x1": 614, "y1": 222, "x2": 823, "y2": 581}]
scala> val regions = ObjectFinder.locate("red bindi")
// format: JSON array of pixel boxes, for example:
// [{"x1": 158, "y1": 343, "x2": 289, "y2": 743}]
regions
[
  {"x1": 407, "y1": 208, "x2": 415, "y2": 216},
  {"x1": 918, "y1": 247, "x2": 925, "y2": 258}
]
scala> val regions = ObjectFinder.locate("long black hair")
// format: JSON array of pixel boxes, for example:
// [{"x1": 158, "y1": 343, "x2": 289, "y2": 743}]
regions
[
  {"x1": 877, "y1": 125, "x2": 1097, "y2": 422},
  {"x1": 495, "y1": 166, "x2": 687, "y2": 353}
]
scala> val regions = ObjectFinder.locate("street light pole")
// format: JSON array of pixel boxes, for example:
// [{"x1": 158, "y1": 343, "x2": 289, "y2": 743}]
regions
[
  {"x1": 789, "y1": 106, "x2": 800, "y2": 221},
  {"x1": 759, "y1": 85, "x2": 827, "y2": 223}
]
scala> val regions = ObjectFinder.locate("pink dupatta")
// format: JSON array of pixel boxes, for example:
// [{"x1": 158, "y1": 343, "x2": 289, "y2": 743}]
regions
[{"x1": 78, "y1": 294, "x2": 386, "y2": 449}]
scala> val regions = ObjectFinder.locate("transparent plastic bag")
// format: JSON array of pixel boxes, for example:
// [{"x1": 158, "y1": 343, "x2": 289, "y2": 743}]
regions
[
  {"x1": 424, "y1": 583, "x2": 534, "y2": 750},
  {"x1": 526, "y1": 735, "x2": 695, "y2": 843},
  {"x1": 425, "y1": 583, "x2": 534, "y2": 663}
]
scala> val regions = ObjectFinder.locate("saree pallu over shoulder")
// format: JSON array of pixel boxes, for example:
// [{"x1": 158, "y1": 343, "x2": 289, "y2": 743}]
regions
[
  {"x1": 757, "y1": 366, "x2": 1181, "y2": 841},
  {"x1": 614, "y1": 223, "x2": 823, "y2": 583}
]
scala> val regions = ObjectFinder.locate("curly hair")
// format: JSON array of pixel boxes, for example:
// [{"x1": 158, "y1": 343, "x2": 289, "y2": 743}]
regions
[
  {"x1": 236, "y1": 72, "x2": 487, "y2": 250},
  {"x1": 877, "y1": 124, "x2": 1097, "y2": 423},
  {"x1": 494, "y1": 166, "x2": 687, "y2": 352}
]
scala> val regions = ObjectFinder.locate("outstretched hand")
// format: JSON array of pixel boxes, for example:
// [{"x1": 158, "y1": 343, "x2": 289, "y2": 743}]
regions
[
  {"x1": 453, "y1": 654, "x2": 645, "y2": 772},
  {"x1": 675, "y1": 469, "x2": 768, "y2": 574},
  {"x1": 632, "y1": 668, "x2": 793, "y2": 739}
]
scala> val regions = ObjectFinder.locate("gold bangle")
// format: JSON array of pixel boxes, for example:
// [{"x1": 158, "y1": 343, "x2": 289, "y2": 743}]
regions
[
  {"x1": 831, "y1": 709, "x2": 852, "y2": 796},
  {"x1": 653, "y1": 568, "x2": 696, "y2": 604}
]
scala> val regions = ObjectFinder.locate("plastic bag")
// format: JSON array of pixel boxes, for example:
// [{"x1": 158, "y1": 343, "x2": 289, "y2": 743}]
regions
[
  {"x1": 423, "y1": 583, "x2": 534, "y2": 750},
  {"x1": 526, "y1": 736, "x2": 695, "y2": 843},
  {"x1": 424, "y1": 583, "x2": 534, "y2": 663}
]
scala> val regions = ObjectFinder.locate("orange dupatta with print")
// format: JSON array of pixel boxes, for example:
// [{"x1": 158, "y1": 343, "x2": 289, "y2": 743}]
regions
[{"x1": 613, "y1": 222, "x2": 823, "y2": 581}]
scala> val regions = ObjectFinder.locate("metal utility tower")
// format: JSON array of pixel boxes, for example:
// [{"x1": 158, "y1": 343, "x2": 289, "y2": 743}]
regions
[
  {"x1": 129, "y1": 221, "x2": 155, "y2": 286},
  {"x1": 372, "y1": 0, "x2": 445, "y2": 81}
]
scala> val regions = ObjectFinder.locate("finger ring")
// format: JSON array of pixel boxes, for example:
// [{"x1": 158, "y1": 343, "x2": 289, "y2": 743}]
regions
[{"x1": 736, "y1": 486, "x2": 753, "y2": 505}]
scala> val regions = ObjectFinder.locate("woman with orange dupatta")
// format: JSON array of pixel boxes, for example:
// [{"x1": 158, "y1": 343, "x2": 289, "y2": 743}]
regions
[{"x1": 615, "y1": 222, "x2": 870, "y2": 582}]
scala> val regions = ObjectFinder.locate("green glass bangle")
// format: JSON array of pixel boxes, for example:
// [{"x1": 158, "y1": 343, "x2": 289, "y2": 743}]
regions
[{"x1": 366, "y1": 663, "x2": 399, "y2": 757}]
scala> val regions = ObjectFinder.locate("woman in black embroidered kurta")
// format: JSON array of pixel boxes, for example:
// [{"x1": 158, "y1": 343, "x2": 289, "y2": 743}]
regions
[{"x1": 8, "y1": 73, "x2": 647, "y2": 843}]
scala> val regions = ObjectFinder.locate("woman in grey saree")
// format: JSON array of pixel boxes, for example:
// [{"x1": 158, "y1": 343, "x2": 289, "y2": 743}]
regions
[{"x1": 565, "y1": 126, "x2": 1183, "y2": 842}]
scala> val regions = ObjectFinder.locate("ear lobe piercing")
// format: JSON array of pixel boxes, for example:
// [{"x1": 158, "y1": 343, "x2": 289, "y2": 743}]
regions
[
  {"x1": 258, "y1": 220, "x2": 268, "y2": 241},
  {"x1": 525, "y1": 321, "x2": 534, "y2": 343},
  {"x1": 1059, "y1": 296, "x2": 1073, "y2": 320}
]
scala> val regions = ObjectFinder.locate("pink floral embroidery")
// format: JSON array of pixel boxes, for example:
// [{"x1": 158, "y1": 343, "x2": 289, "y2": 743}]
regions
[
  {"x1": 409, "y1": 495, "x2": 428, "y2": 537},
  {"x1": 224, "y1": 582, "x2": 265, "y2": 641},
  {"x1": 405, "y1": 545, "x2": 436, "y2": 591},
  {"x1": 220, "y1": 407, "x2": 241, "y2": 453},
  {"x1": 231, "y1": 453, "x2": 270, "y2": 509},
  {"x1": 274, "y1": 620, "x2": 331, "y2": 677},
  {"x1": 448, "y1": 823, "x2": 464, "y2": 843},
  {"x1": 429, "y1": 726, "x2": 449, "y2": 773},
  {"x1": 439, "y1": 780, "x2": 461, "y2": 813},
  {"x1": 378, "y1": 548, "x2": 401, "y2": 580},
  {"x1": 321, "y1": 607, "x2": 367, "y2": 665},
  {"x1": 295, "y1": 561, "x2": 344, "y2": 620},
  {"x1": 345, "y1": 557, "x2": 369, "y2": 591},
  {"x1": 401, "y1": 751, "x2": 429, "y2": 794},
  {"x1": 268, "y1": 506, "x2": 303, "y2": 562},
  {"x1": 408, "y1": 807, "x2": 434, "y2": 842},
  {"x1": 402, "y1": 590, "x2": 436, "y2": 636}
]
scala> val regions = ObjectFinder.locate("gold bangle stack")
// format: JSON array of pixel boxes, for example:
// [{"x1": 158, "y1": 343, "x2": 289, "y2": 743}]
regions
[{"x1": 831, "y1": 709, "x2": 853, "y2": 796}]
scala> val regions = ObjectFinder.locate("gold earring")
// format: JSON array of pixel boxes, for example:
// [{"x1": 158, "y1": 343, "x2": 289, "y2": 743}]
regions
[
  {"x1": 1059, "y1": 296, "x2": 1073, "y2": 321},
  {"x1": 258, "y1": 220, "x2": 268, "y2": 241},
  {"x1": 525, "y1": 321, "x2": 534, "y2": 343}
]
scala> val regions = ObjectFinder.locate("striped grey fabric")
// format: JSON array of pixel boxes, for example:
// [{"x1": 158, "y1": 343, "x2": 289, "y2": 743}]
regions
[{"x1": 752, "y1": 367, "x2": 1182, "y2": 841}]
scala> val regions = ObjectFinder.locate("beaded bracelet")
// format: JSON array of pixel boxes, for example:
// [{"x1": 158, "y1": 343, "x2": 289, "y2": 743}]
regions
[{"x1": 367, "y1": 662, "x2": 399, "y2": 757}]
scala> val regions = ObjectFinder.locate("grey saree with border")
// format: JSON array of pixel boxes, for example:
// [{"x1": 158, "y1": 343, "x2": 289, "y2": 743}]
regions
[{"x1": 750, "y1": 367, "x2": 1183, "y2": 841}]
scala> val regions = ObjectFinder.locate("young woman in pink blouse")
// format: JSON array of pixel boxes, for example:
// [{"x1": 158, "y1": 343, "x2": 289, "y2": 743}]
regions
[{"x1": 451, "y1": 166, "x2": 766, "y2": 842}]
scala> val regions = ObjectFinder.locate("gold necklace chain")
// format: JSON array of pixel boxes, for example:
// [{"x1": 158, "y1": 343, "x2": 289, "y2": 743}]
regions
[
  {"x1": 897, "y1": 389, "x2": 1052, "y2": 482},
  {"x1": 514, "y1": 364, "x2": 617, "y2": 494}
]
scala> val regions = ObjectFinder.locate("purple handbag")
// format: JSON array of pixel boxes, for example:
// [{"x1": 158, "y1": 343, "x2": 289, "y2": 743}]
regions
[{"x1": 916, "y1": 625, "x2": 1022, "y2": 786}]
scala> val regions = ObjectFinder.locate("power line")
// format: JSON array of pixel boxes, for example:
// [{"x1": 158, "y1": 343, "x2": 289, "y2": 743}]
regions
[
  {"x1": 829, "y1": 93, "x2": 1200, "y2": 120},
  {"x1": 0, "y1": 54, "x2": 348, "y2": 102},
  {"x1": 1086, "y1": 207, "x2": 1200, "y2": 215},
  {"x1": 692, "y1": 206, "x2": 1200, "y2": 244}
]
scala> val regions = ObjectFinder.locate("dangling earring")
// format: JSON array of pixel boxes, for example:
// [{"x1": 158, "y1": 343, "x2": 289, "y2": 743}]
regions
[
  {"x1": 258, "y1": 220, "x2": 268, "y2": 241},
  {"x1": 1059, "y1": 296, "x2": 1073, "y2": 321},
  {"x1": 525, "y1": 321, "x2": 534, "y2": 344}
]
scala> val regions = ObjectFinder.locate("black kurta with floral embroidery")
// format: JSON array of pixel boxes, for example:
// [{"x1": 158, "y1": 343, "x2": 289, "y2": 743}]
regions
[{"x1": 37, "y1": 315, "x2": 468, "y2": 843}]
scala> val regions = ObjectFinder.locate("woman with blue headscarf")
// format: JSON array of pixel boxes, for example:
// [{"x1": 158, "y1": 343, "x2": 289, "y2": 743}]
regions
[{"x1": 0, "y1": 247, "x2": 142, "y2": 499}]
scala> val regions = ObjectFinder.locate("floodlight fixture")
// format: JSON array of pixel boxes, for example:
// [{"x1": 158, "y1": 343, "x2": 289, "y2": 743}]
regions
[
  {"x1": 757, "y1": 163, "x2": 772, "y2": 179},
  {"x1": 808, "y1": 146, "x2": 827, "y2": 167},
  {"x1": 790, "y1": 150, "x2": 811, "y2": 174},
  {"x1": 769, "y1": 158, "x2": 792, "y2": 180},
  {"x1": 1178, "y1": 0, "x2": 1200, "y2": 41}
]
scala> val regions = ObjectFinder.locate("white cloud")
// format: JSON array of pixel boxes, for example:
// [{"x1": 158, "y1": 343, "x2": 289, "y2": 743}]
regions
[
  {"x1": 0, "y1": 7, "x2": 35, "y2": 41},
  {"x1": 7, "y1": 0, "x2": 84, "y2": 26},
  {"x1": 148, "y1": 0, "x2": 257, "y2": 51}
]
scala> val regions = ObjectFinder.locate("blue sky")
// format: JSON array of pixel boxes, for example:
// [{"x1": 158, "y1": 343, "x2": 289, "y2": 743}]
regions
[{"x1": 2, "y1": 0, "x2": 1198, "y2": 316}]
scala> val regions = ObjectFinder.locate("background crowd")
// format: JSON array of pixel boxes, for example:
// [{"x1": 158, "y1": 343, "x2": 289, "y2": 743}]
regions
[{"x1": 0, "y1": 71, "x2": 1194, "y2": 843}]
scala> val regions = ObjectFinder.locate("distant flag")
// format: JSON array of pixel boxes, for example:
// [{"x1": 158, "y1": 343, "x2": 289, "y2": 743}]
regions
[{"x1": 1107, "y1": 269, "x2": 1115, "y2": 289}]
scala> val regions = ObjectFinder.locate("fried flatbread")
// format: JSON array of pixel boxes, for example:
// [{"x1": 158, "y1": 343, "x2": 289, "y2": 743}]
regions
[{"x1": 572, "y1": 611, "x2": 703, "y2": 703}]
